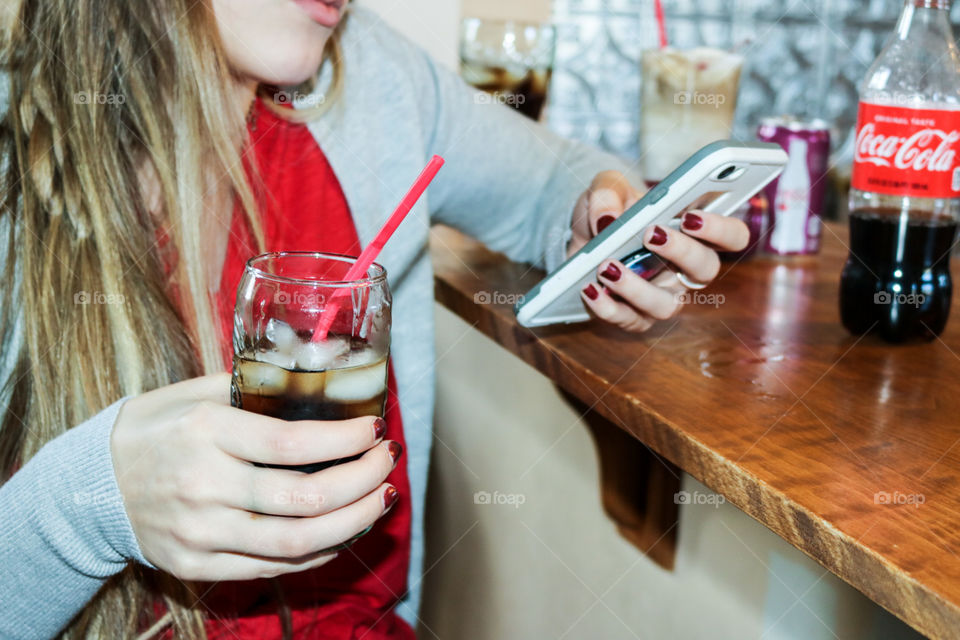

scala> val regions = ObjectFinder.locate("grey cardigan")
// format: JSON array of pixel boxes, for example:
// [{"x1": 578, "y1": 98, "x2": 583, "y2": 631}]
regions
[{"x1": 0, "y1": 7, "x2": 636, "y2": 637}]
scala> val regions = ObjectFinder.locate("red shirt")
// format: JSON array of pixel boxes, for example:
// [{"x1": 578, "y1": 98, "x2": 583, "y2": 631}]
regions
[{"x1": 163, "y1": 97, "x2": 415, "y2": 639}]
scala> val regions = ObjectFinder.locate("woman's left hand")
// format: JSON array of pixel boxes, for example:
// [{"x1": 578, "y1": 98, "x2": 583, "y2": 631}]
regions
[{"x1": 568, "y1": 170, "x2": 750, "y2": 333}]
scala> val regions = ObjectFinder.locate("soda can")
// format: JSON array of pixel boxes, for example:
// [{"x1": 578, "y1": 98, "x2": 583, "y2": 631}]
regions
[
  {"x1": 719, "y1": 192, "x2": 769, "y2": 262},
  {"x1": 757, "y1": 116, "x2": 831, "y2": 255}
]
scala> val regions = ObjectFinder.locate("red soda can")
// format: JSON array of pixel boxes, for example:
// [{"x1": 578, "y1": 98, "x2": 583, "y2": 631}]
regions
[{"x1": 757, "y1": 116, "x2": 831, "y2": 255}]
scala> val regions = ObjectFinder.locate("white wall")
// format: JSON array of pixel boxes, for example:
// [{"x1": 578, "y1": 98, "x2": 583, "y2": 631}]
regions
[
  {"x1": 460, "y1": 0, "x2": 552, "y2": 22},
  {"x1": 421, "y1": 306, "x2": 922, "y2": 640}
]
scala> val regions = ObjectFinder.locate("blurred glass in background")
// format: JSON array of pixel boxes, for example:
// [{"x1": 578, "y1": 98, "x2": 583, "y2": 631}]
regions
[
  {"x1": 459, "y1": 18, "x2": 557, "y2": 121},
  {"x1": 639, "y1": 47, "x2": 744, "y2": 182}
]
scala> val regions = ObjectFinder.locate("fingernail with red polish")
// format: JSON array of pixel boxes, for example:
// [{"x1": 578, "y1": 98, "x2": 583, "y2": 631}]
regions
[
  {"x1": 601, "y1": 263, "x2": 621, "y2": 282},
  {"x1": 596, "y1": 215, "x2": 616, "y2": 234},
  {"x1": 383, "y1": 486, "x2": 399, "y2": 511},
  {"x1": 373, "y1": 418, "x2": 386, "y2": 441},
  {"x1": 648, "y1": 226, "x2": 668, "y2": 246},
  {"x1": 387, "y1": 441, "x2": 403, "y2": 463},
  {"x1": 682, "y1": 213, "x2": 704, "y2": 231},
  {"x1": 583, "y1": 284, "x2": 599, "y2": 300}
]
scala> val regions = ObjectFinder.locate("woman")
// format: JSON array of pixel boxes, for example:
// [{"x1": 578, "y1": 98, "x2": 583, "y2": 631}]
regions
[{"x1": 0, "y1": 0, "x2": 748, "y2": 638}]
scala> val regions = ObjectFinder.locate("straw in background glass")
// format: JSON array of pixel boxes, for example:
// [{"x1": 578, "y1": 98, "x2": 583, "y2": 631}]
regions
[{"x1": 654, "y1": 0, "x2": 669, "y2": 49}]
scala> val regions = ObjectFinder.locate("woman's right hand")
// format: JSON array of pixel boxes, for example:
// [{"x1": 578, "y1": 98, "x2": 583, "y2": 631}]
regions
[{"x1": 110, "y1": 373, "x2": 400, "y2": 581}]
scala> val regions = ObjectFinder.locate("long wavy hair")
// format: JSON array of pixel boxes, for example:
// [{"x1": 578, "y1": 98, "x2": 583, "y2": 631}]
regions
[{"x1": 0, "y1": 0, "x2": 344, "y2": 636}]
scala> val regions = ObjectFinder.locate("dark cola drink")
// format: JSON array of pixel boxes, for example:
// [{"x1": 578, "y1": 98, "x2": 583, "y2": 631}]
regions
[
  {"x1": 462, "y1": 60, "x2": 551, "y2": 121},
  {"x1": 232, "y1": 331, "x2": 388, "y2": 473},
  {"x1": 840, "y1": 208, "x2": 957, "y2": 342},
  {"x1": 459, "y1": 19, "x2": 556, "y2": 122}
]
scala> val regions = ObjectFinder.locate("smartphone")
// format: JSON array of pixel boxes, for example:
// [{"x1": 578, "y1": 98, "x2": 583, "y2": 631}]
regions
[{"x1": 514, "y1": 141, "x2": 788, "y2": 328}]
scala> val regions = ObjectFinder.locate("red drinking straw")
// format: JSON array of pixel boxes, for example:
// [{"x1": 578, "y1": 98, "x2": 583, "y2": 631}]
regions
[
  {"x1": 654, "y1": 0, "x2": 669, "y2": 49},
  {"x1": 312, "y1": 155, "x2": 446, "y2": 342}
]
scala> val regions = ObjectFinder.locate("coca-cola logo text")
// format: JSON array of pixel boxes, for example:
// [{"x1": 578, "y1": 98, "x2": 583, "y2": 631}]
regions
[
  {"x1": 854, "y1": 123, "x2": 958, "y2": 173},
  {"x1": 852, "y1": 102, "x2": 960, "y2": 198}
]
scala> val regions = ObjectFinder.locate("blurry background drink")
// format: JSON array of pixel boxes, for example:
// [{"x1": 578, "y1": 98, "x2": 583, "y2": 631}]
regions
[
  {"x1": 757, "y1": 116, "x2": 831, "y2": 256},
  {"x1": 640, "y1": 47, "x2": 744, "y2": 182},
  {"x1": 231, "y1": 252, "x2": 392, "y2": 473},
  {"x1": 460, "y1": 18, "x2": 556, "y2": 121}
]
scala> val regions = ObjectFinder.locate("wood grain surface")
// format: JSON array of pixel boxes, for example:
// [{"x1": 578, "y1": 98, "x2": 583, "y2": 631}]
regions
[{"x1": 430, "y1": 223, "x2": 960, "y2": 640}]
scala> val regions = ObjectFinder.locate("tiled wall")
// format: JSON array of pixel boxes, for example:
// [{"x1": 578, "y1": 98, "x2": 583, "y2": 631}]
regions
[{"x1": 548, "y1": 0, "x2": 960, "y2": 163}]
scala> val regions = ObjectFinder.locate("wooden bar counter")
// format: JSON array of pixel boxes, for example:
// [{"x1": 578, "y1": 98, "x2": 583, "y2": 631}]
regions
[{"x1": 430, "y1": 223, "x2": 960, "y2": 640}]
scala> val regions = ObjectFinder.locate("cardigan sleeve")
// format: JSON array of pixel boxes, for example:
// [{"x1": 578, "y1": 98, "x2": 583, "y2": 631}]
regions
[{"x1": 0, "y1": 397, "x2": 154, "y2": 639}]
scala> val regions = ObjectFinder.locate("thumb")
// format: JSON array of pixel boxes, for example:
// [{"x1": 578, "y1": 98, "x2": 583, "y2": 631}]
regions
[{"x1": 587, "y1": 171, "x2": 643, "y2": 236}]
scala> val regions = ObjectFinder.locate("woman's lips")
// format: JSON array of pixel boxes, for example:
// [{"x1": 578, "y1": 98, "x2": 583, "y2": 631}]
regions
[{"x1": 293, "y1": 0, "x2": 344, "y2": 28}]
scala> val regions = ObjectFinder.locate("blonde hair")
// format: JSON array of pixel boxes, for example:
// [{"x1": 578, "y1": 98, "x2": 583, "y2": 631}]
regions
[{"x1": 1, "y1": 0, "x2": 344, "y2": 636}]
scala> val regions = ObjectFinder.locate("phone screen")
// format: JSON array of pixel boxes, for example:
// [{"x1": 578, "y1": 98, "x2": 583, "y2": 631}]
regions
[{"x1": 620, "y1": 249, "x2": 668, "y2": 281}]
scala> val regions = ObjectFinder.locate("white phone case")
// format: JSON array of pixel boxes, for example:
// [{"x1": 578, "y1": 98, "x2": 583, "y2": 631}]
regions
[{"x1": 515, "y1": 141, "x2": 788, "y2": 327}]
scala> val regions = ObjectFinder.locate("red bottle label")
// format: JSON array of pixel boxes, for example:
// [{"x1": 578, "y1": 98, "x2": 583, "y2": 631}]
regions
[{"x1": 852, "y1": 102, "x2": 960, "y2": 199}]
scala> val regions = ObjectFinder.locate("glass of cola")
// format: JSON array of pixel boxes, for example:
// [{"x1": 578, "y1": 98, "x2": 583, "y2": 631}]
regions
[{"x1": 231, "y1": 252, "x2": 391, "y2": 473}]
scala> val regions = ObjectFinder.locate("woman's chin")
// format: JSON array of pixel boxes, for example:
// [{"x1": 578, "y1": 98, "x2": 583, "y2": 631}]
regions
[
  {"x1": 244, "y1": 67, "x2": 315, "y2": 91},
  {"x1": 255, "y1": 49, "x2": 330, "y2": 88}
]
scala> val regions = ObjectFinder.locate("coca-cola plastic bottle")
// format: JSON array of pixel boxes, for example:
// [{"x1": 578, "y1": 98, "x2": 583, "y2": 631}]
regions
[{"x1": 841, "y1": 0, "x2": 960, "y2": 342}]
